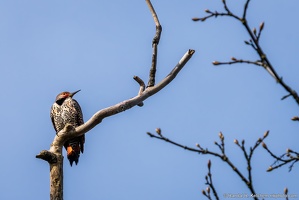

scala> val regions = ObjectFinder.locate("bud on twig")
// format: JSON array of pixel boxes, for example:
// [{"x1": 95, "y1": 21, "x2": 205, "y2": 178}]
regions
[
  {"x1": 218, "y1": 132, "x2": 224, "y2": 140},
  {"x1": 207, "y1": 160, "x2": 211, "y2": 169},
  {"x1": 253, "y1": 28, "x2": 256, "y2": 35},
  {"x1": 202, "y1": 190, "x2": 206, "y2": 195},
  {"x1": 286, "y1": 148, "x2": 293, "y2": 153},
  {"x1": 262, "y1": 142, "x2": 267, "y2": 149},
  {"x1": 291, "y1": 116, "x2": 299, "y2": 121},
  {"x1": 259, "y1": 21, "x2": 265, "y2": 31},
  {"x1": 155, "y1": 128, "x2": 161, "y2": 135},
  {"x1": 263, "y1": 130, "x2": 269, "y2": 138},
  {"x1": 192, "y1": 18, "x2": 200, "y2": 21},
  {"x1": 284, "y1": 187, "x2": 288, "y2": 195},
  {"x1": 267, "y1": 166, "x2": 273, "y2": 172},
  {"x1": 234, "y1": 139, "x2": 239, "y2": 145},
  {"x1": 231, "y1": 57, "x2": 237, "y2": 61},
  {"x1": 206, "y1": 187, "x2": 210, "y2": 194},
  {"x1": 212, "y1": 61, "x2": 220, "y2": 65},
  {"x1": 205, "y1": 9, "x2": 211, "y2": 13}
]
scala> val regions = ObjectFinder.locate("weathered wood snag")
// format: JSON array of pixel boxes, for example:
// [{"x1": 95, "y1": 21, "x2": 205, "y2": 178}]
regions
[{"x1": 36, "y1": 1, "x2": 195, "y2": 200}]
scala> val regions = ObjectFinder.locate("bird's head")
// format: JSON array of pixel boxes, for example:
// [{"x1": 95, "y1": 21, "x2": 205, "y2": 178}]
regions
[{"x1": 55, "y1": 90, "x2": 81, "y2": 105}]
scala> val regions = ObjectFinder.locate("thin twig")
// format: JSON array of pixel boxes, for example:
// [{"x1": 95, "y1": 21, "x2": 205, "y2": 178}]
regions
[
  {"x1": 222, "y1": 0, "x2": 231, "y2": 14},
  {"x1": 256, "y1": 22, "x2": 264, "y2": 42},
  {"x1": 262, "y1": 144, "x2": 299, "y2": 172},
  {"x1": 202, "y1": 160, "x2": 219, "y2": 200},
  {"x1": 213, "y1": 58, "x2": 263, "y2": 67},
  {"x1": 242, "y1": 0, "x2": 251, "y2": 19},
  {"x1": 284, "y1": 188, "x2": 289, "y2": 200},
  {"x1": 145, "y1": 0, "x2": 160, "y2": 26},
  {"x1": 192, "y1": 11, "x2": 240, "y2": 22}
]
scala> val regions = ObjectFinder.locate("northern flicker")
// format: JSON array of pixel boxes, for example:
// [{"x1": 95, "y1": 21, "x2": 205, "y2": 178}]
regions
[{"x1": 50, "y1": 90, "x2": 85, "y2": 166}]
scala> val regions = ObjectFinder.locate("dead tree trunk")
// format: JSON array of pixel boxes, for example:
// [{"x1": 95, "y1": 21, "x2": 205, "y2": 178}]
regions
[
  {"x1": 36, "y1": 139, "x2": 65, "y2": 200},
  {"x1": 49, "y1": 155, "x2": 63, "y2": 199}
]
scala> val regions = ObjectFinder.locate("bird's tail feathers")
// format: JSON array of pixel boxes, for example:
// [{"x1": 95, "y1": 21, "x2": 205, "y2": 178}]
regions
[{"x1": 66, "y1": 142, "x2": 81, "y2": 166}]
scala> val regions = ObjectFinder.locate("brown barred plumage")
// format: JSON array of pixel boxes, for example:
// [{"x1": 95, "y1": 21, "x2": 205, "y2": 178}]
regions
[{"x1": 50, "y1": 90, "x2": 85, "y2": 166}]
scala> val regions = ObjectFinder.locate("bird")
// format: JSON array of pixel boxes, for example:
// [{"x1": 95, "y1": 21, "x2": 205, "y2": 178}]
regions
[{"x1": 50, "y1": 90, "x2": 85, "y2": 166}]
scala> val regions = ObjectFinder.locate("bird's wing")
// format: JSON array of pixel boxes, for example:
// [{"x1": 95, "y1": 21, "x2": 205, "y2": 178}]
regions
[
  {"x1": 50, "y1": 105, "x2": 58, "y2": 133},
  {"x1": 73, "y1": 99, "x2": 84, "y2": 125},
  {"x1": 73, "y1": 99, "x2": 85, "y2": 153}
]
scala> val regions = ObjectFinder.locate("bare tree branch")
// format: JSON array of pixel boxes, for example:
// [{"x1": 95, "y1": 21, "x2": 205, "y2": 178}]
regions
[
  {"x1": 213, "y1": 57, "x2": 264, "y2": 67},
  {"x1": 36, "y1": 150, "x2": 57, "y2": 164},
  {"x1": 74, "y1": 49, "x2": 195, "y2": 138},
  {"x1": 147, "y1": 128, "x2": 272, "y2": 200},
  {"x1": 37, "y1": 49, "x2": 195, "y2": 199},
  {"x1": 262, "y1": 143, "x2": 299, "y2": 172},
  {"x1": 192, "y1": 0, "x2": 299, "y2": 175},
  {"x1": 36, "y1": 1, "x2": 195, "y2": 199},
  {"x1": 193, "y1": 0, "x2": 299, "y2": 105}
]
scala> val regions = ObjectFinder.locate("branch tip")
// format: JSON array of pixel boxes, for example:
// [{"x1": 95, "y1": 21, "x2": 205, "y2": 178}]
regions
[
  {"x1": 206, "y1": 186, "x2": 210, "y2": 194},
  {"x1": 133, "y1": 76, "x2": 145, "y2": 86},
  {"x1": 133, "y1": 76, "x2": 145, "y2": 107},
  {"x1": 36, "y1": 150, "x2": 58, "y2": 164},
  {"x1": 189, "y1": 49, "x2": 195, "y2": 55},
  {"x1": 146, "y1": 132, "x2": 154, "y2": 137},
  {"x1": 212, "y1": 61, "x2": 220, "y2": 65},
  {"x1": 192, "y1": 17, "x2": 201, "y2": 22},
  {"x1": 267, "y1": 166, "x2": 273, "y2": 172},
  {"x1": 263, "y1": 130, "x2": 269, "y2": 138},
  {"x1": 259, "y1": 21, "x2": 265, "y2": 31},
  {"x1": 207, "y1": 159, "x2": 211, "y2": 169},
  {"x1": 284, "y1": 188, "x2": 288, "y2": 195},
  {"x1": 146, "y1": 0, "x2": 160, "y2": 27}
]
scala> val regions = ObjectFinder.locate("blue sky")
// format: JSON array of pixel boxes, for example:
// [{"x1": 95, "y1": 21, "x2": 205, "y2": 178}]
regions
[{"x1": 1, "y1": 0, "x2": 299, "y2": 199}]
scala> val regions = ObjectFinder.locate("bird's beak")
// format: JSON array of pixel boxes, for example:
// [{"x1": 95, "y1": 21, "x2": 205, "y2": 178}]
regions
[{"x1": 70, "y1": 90, "x2": 81, "y2": 97}]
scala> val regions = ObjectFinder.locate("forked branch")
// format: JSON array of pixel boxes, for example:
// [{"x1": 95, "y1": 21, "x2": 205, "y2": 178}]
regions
[
  {"x1": 147, "y1": 128, "x2": 271, "y2": 200},
  {"x1": 192, "y1": 0, "x2": 299, "y2": 106},
  {"x1": 262, "y1": 143, "x2": 299, "y2": 172},
  {"x1": 192, "y1": 0, "x2": 299, "y2": 175},
  {"x1": 36, "y1": 1, "x2": 195, "y2": 200}
]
